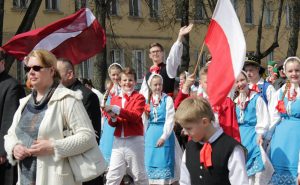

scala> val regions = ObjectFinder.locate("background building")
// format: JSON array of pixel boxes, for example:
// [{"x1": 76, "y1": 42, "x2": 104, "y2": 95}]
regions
[{"x1": 2, "y1": 0, "x2": 299, "y2": 87}]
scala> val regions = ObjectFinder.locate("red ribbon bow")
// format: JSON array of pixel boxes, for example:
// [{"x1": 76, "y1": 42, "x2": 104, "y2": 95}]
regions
[
  {"x1": 144, "y1": 104, "x2": 151, "y2": 113},
  {"x1": 150, "y1": 66, "x2": 161, "y2": 74},
  {"x1": 251, "y1": 84, "x2": 260, "y2": 93},
  {"x1": 200, "y1": 143, "x2": 213, "y2": 168},
  {"x1": 276, "y1": 100, "x2": 286, "y2": 114}
]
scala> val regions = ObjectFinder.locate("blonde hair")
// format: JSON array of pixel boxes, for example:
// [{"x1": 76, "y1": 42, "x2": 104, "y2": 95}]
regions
[
  {"x1": 175, "y1": 97, "x2": 215, "y2": 126},
  {"x1": 25, "y1": 49, "x2": 61, "y2": 82}
]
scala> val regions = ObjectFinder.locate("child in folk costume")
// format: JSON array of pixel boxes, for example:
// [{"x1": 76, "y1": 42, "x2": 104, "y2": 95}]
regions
[
  {"x1": 235, "y1": 71, "x2": 273, "y2": 184},
  {"x1": 104, "y1": 67, "x2": 148, "y2": 185},
  {"x1": 268, "y1": 57, "x2": 300, "y2": 185},
  {"x1": 99, "y1": 63, "x2": 122, "y2": 166},
  {"x1": 174, "y1": 66, "x2": 241, "y2": 142},
  {"x1": 143, "y1": 74, "x2": 181, "y2": 184},
  {"x1": 175, "y1": 97, "x2": 249, "y2": 185}
]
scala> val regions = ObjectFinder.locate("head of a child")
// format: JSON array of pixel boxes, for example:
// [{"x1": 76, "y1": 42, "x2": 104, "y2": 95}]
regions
[
  {"x1": 175, "y1": 97, "x2": 215, "y2": 142},
  {"x1": 235, "y1": 71, "x2": 249, "y2": 93},
  {"x1": 148, "y1": 74, "x2": 163, "y2": 95},
  {"x1": 199, "y1": 66, "x2": 208, "y2": 93},
  {"x1": 179, "y1": 71, "x2": 188, "y2": 89},
  {"x1": 108, "y1": 63, "x2": 123, "y2": 84},
  {"x1": 120, "y1": 67, "x2": 137, "y2": 93}
]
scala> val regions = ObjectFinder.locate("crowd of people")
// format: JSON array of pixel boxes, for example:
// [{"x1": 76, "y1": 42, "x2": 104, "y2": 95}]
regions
[{"x1": 0, "y1": 23, "x2": 299, "y2": 185}]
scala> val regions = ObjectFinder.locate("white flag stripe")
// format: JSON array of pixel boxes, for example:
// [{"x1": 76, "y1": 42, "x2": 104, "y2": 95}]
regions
[
  {"x1": 33, "y1": 8, "x2": 95, "y2": 51},
  {"x1": 33, "y1": 31, "x2": 82, "y2": 50},
  {"x1": 213, "y1": 0, "x2": 246, "y2": 78}
]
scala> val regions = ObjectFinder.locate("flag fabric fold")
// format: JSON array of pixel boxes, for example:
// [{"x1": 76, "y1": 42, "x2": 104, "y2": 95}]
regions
[
  {"x1": 2, "y1": 8, "x2": 106, "y2": 65},
  {"x1": 205, "y1": 0, "x2": 246, "y2": 107}
]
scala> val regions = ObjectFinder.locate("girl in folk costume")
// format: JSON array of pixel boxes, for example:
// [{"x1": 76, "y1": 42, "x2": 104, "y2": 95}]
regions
[
  {"x1": 269, "y1": 57, "x2": 300, "y2": 185},
  {"x1": 144, "y1": 74, "x2": 181, "y2": 184},
  {"x1": 99, "y1": 63, "x2": 123, "y2": 166},
  {"x1": 235, "y1": 71, "x2": 273, "y2": 184}
]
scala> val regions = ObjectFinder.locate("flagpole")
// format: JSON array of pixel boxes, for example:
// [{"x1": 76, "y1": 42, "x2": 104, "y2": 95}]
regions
[{"x1": 192, "y1": 41, "x2": 205, "y2": 76}]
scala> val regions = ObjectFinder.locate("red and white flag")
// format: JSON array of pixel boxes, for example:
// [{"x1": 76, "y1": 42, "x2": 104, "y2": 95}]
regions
[
  {"x1": 205, "y1": 0, "x2": 246, "y2": 107},
  {"x1": 2, "y1": 8, "x2": 106, "y2": 65}
]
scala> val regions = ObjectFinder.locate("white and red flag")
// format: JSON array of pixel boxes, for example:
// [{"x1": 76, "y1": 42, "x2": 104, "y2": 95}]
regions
[
  {"x1": 2, "y1": 8, "x2": 106, "y2": 65},
  {"x1": 205, "y1": 0, "x2": 246, "y2": 107}
]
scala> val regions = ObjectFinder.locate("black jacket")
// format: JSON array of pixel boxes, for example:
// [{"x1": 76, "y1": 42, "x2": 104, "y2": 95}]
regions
[
  {"x1": 0, "y1": 72, "x2": 25, "y2": 156},
  {"x1": 68, "y1": 79, "x2": 101, "y2": 143}
]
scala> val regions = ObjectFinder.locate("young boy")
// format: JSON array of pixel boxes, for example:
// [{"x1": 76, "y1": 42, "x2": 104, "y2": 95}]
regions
[
  {"x1": 175, "y1": 97, "x2": 249, "y2": 185},
  {"x1": 104, "y1": 67, "x2": 149, "y2": 185}
]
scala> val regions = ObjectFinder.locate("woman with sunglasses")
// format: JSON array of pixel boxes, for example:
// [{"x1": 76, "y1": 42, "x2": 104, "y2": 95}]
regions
[
  {"x1": 269, "y1": 57, "x2": 300, "y2": 185},
  {"x1": 4, "y1": 49, "x2": 97, "y2": 185}
]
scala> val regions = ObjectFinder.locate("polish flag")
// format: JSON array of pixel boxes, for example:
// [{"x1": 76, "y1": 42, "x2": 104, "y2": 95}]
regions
[
  {"x1": 2, "y1": 8, "x2": 106, "y2": 65},
  {"x1": 205, "y1": 0, "x2": 246, "y2": 107}
]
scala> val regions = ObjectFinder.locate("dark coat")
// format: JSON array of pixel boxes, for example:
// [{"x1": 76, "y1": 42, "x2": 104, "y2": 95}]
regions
[
  {"x1": 68, "y1": 79, "x2": 101, "y2": 143},
  {"x1": 0, "y1": 72, "x2": 25, "y2": 156}
]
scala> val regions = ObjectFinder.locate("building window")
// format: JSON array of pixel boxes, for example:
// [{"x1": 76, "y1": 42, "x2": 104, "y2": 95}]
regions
[
  {"x1": 129, "y1": 0, "x2": 140, "y2": 17},
  {"x1": 78, "y1": 59, "x2": 92, "y2": 79},
  {"x1": 13, "y1": 0, "x2": 29, "y2": 8},
  {"x1": 175, "y1": 0, "x2": 183, "y2": 19},
  {"x1": 110, "y1": 0, "x2": 119, "y2": 16},
  {"x1": 230, "y1": 0, "x2": 238, "y2": 12},
  {"x1": 265, "y1": 2, "x2": 273, "y2": 26},
  {"x1": 245, "y1": 0, "x2": 253, "y2": 24},
  {"x1": 286, "y1": 3, "x2": 291, "y2": 27},
  {"x1": 149, "y1": 0, "x2": 160, "y2": 18},
  {"x1": 194, "y1": 0, "x2": 205, "y2": 20},
  {"x1": 110, "y1": 49, "x2": 124, "y2": 67},
  {"x1": 132, "y1": 50, "x2": 145, "y2": 83},
  {"x1": 45, "y1": 0, "x2": 59, "y2": 11},
  {"x1": 267, "y1": 51, "x2": 274, "y2": 61}
]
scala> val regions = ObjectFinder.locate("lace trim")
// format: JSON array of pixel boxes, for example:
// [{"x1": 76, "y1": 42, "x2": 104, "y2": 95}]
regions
[
  {"x1": 247, "y1": 155, "x2": 264, "y2": 176},
  {"x1": 270, "y1": 172, "x2": 297, "y2": 185},
  {"x1": 146, "y1": 166, "x2": 174, "y2": 179}
]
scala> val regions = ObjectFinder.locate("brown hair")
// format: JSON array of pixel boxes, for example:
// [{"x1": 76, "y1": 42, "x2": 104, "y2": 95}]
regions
[
  {"x1": 149, "y1": 42, "x2": 164, "y2": 51},
  {"x1": 175, "y1": 97, "x2": 215, "y2": 126},
  {"x1": 120, "y1": 67, "x2": 137, "y2": 81},
  {"x1": 25, "y1": 49, "x2": 61, "y2": 82}
]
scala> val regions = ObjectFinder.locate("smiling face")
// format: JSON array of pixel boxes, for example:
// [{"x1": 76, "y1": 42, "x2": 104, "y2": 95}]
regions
[
  {"x1": 150, "y1": 76, "x2": 163, "y2": 95},
  {"x1": 26, "y1": 56, "x2": 54, "y2": 92},
  {"x1": 235, "y1": 73, "x2": 249, "y2": 93},
  {"x1": 109, "y1": 68, "x2": 121, "y2": 84},
  {"x1": 120, "y1": 73, "x2": 136, "y2": 93},
  {"x1": 149, "y1": 46, "x2": 164, "y2": 65},
  {"x1": 284, "y1": 61, "x2": 300, "y2": 84}
]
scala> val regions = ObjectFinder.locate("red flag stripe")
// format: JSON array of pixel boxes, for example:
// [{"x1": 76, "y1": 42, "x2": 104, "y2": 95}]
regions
[{"x1": 205, "y1": 19, "x2": 235, "y2": 107}]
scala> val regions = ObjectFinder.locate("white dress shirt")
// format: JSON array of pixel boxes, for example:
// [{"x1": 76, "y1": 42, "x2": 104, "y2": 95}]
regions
[{"x1": 179, "y1": 128, "x2": 249, "y2": 185}]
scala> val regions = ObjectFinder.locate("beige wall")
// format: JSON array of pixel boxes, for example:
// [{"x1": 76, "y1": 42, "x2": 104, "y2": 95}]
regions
[{"x1": 3, "y1": 0, "x2": 299, "y2": 81}]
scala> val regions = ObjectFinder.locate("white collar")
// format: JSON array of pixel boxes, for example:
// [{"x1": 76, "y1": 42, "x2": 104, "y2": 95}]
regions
[{"x1": 199, "y1": 127, "x2": 223, "y2": 144}]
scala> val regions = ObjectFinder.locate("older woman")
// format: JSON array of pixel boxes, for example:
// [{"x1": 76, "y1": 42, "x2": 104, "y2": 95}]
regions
[
  {"x1": 269, "y1": 57, "x2": 300, "y2": 185},
  {"x1": 4, "y1": 50, "x2": 96, "y2": 185}
]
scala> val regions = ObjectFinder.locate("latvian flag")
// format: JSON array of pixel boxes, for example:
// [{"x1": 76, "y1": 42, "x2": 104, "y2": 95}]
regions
[{"x1": 2, "y1": 8, "x2": 106, "y2": 65}]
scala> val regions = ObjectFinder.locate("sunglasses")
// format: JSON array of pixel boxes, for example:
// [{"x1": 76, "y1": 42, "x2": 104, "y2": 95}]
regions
[{"x1": 24, "y1": 65, "x2": 45, "y2": 73}]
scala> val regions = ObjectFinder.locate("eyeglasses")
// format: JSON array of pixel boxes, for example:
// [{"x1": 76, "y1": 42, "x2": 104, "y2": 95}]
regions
[
  {"x1": 24, "y1": 65, "x2": 45, "y2": 73},
  {"x1": 150, "y1": 50, "x2": 162, "y2": 54}
]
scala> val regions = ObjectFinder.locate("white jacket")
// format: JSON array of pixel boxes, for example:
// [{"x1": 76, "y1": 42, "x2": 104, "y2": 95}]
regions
[{"x1": 4, "y1": 84, "x2": 96, "y2": 185}]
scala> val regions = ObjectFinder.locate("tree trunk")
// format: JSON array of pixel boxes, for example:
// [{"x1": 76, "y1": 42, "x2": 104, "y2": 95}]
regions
[
  {"x1": 255, "y1": 0, "x2": 265, "y2": 60},
  {"x1": 287, "y1": 0, "x2": 300, "y2": 57},
  {"x1": 5, "y1": 0, "x2": 42, "y2": 72},
  {"x1": 0, "y1": 0, "x2": 4, "y2": 45},
  {"x1": 179, "y1": 0, "x2": 189, "y2": 73},
  {"x1": 94, "y1": 0, "x2": 108, "y2": 92}
]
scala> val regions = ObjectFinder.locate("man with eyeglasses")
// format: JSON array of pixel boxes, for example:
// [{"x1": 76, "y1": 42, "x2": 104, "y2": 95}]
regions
[
  {"x1": 0, "y1": 50, "x2": 25, "y2": 185},
  {"x1": 139, "y1": 24, "x2": 193, "y2": 99}
]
